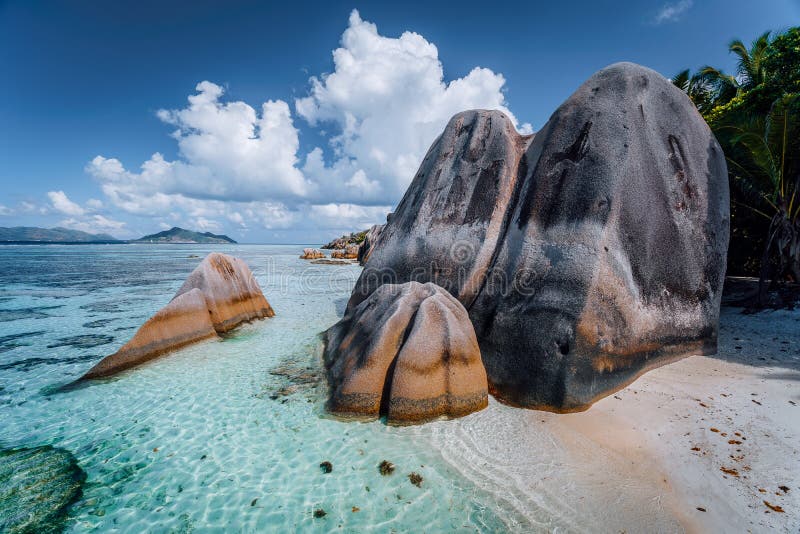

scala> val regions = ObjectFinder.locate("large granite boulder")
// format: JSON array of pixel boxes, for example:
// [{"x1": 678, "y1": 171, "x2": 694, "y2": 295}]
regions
[
  {"x1": 324, "y1": 282, "x2": 488, "y2": 423},
  {"x1": 0, "y1": 446, "x2": 86, "y2": 534},
  {"x1": 349, "y1": 105, "x2": 532, "y2": 306},
  {"x1": 347, "y1": 62, "x2": 730, "y2": 412},
  {"x1": 82, "y1": 253, "x2": 274, "y2": 379}
]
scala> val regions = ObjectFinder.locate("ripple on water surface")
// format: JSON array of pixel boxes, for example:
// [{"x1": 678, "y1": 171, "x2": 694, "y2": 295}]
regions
[{"x1": 0, "y1": 245, "x2": 519, "y2": 532}]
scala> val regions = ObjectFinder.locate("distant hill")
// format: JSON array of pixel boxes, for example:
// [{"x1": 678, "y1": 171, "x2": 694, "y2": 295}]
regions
[
  {"x1": 0, "y1": 225, "x2": 237, "y2": 245},
  {"x1": 0, "y1": 226, "x2": 121, "y2": 244},
  {"x1": 133, "y1": 227, "x2": 237, "y2": 244}
]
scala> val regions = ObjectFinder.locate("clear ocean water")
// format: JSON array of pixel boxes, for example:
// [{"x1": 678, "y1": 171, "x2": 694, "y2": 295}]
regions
[{"x1": 0, "y1": 244, "x2": 520, "y2": 532}]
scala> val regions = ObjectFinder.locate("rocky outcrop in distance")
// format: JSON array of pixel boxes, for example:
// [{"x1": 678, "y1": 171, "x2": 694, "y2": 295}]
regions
[
  {"x1": 81, "y1": 253, "x2": 274, "y2": 379},
  {"x1": 331, "y1": 244, "x2": 360, "y2": 259},
  {"x1": 300, "y1": 248, "x2": 325, "y2": 259},
  {"x1": 324, "y1": 282, "x2": 488, "y2": 423},
  {"x1": 343, "y1": 62, "x2": 730, "y2": 412},
  {"x1": 321, "y1": 231, "x2": 367, "y2": 250}
]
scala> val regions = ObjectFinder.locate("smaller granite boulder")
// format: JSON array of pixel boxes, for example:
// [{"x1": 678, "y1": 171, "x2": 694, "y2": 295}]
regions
[
  {"x1": 300, "y1": 248, "x2": 325, "y2": 260},
  {"x1": 81, "y1": 253, "x2": 274, "y2": 379},
  {"x1": 324, "y1": 281, "x2": 488, "y2": 424}
]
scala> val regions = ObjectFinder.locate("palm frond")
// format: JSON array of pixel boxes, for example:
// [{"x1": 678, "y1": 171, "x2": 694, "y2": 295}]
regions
[
  {"x1": 697, "y1": 65, "x2": 739, "y2": 103},
  {"x1": 672, "y1": 69, "x2": 690, "y2": 91}
]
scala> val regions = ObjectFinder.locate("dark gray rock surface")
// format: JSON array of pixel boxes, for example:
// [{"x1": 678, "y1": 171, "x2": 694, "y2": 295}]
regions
[
  {"x1": 346, "y1": 62, "x2": 730, "y2": 412},
  {"x1": 357, "y1": 224, "x2": 385, "y2": 265}
]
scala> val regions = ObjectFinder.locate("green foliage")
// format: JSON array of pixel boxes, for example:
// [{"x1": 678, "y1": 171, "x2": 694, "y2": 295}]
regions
[
  {"x1": 673, "y1": 27, "x2": 800, "y2": 284},
  {"x1": 729, "y1": 31, "x2": 773, "y2": 91},
  {"x1": 671, "y1": 69, "x2": 716, "y2": 112},
  {"x1": 763, "y1": 27, "x2": 800, "y2": 94}
]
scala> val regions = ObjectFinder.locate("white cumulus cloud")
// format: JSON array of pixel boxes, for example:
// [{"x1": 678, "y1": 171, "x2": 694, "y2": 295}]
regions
[
  {"x1": 653, "y1": 0, "x2": 693, "y2": 24},
  {"x1": 309, "y1": 203, "x2": 393, "y2": 230},
  {"x1": 48, "y1": 190, "x2": 85, "y2": 216},
  {"x1": 88, "y1": 81, "x2": 311, "y2": 215},
  {"x1": 77, "y1": 9, "x2": 528, "y2": 239},
  {"x1": 47, "y1": 190, "x2": 128, "y2": 236},
  {"x1": 59, "y1": 214, "x2": 127, "y2": 235},
  {"x1": 296, "y1": 10, "x2": 531, "y2": 203}
]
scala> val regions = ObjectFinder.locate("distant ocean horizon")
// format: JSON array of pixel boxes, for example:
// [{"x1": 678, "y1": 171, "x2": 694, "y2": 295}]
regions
[{"x1": 0, "y1": 242, "x2": 325, "y2": 246}]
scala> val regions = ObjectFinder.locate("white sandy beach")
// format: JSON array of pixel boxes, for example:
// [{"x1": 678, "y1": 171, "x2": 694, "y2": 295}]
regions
[{"x1": 430, "y1": 306, "x2": 800, "y2": 532}]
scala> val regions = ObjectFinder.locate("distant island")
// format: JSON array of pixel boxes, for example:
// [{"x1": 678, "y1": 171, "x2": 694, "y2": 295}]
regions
[
  {"x1": 0, "y1": 226, "x2": 236, "y2": 244},
  {"x1": 0, "y1": 226, "x2": 122, "y2": 244},
  {"x1": 132, "y1": 227, "x2": 236, "y2": 244}
]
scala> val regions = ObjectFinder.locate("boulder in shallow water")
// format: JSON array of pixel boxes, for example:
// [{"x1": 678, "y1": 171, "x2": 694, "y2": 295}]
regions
[
  {"x1": 0, "y1": 445, "x2": 86, "y2": 534},
  {"x1": 348, "y1": 62, "x2": 730, "y2": 412},
  {"x1": 324, "y1": 281, "x2": 488, "y2": 423},
  {"x1": 331, "y1": 244, "x2": 360, "y2": 259},
  {"x1": 82, "y1": 253, "x2": 274, "y2": 379}
]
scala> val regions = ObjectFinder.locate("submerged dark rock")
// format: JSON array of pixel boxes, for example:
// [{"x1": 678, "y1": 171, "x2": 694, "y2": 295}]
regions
[
  {"x1": 47, "y1": 334, "x2": 114, "y2": 350},
  {"x1": 345, "y1": 62, "x2": 730, "y2": 412},
  {"x1": 0, "y1": 445, "x2": 86, "y2": 533},
  {"x1": 0, "y1": 353, "x2": 98, "y2": 373},
  {"x1": 267, "y1": 361, "x2": 322, "y2": 400},
  {"x1": 378, "y1": 460, "x2": 395, "y2": 476},
  {"x1": 310, "y1": 259, "x2": 354, "y2": 265},
  {"x1": 0, "y1": 305, "x2": 64, "y2": 322},
  {"x1": 0, "y1": 331, "x2": 45, "y2": 353},
  {"x1": 79, "y1": 301, "x2": 122, "y2": 314},
  {"x1": 82, "y1": 318, "x2": 116, "y2": 329}
]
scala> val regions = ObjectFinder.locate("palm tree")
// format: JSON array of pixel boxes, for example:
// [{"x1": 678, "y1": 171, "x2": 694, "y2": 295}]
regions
[
  {"x1": 722, "y1": 93, "x2": 800, "y2": 299},
  {"x1": 729, "y1": 31, "x2": 773, "y2": 90},
  {"x1": 675, "y1": 31, "x2": 774, "y2": 109},
  {"x1": 692, "y1": 65, "x2": 739, "y2": 105},
  {"x1": 671, "y1": 69, "x2": 715, "y2": 112}
]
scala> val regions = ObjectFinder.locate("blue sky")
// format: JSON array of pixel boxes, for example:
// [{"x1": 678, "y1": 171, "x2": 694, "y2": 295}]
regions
[{"x1": 1, "y1": 0, "x2": 798, "y2": 243}]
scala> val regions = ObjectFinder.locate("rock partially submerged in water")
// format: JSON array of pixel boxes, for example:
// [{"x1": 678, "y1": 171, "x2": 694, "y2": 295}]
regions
[
  {"x1": 324, "y1": 281, "x2": 488, "y2": 423},
  {"x1": 331, "y1": 244, "x2": 360, "y2": 259},
  {"x1": 310, "y1": 258, "x2": 354, "y2": 265},
  {"x1": 0, "y1": 445, "x2": 86, "y2": 533},
  {"x1": 347, "y1": 62, "x2": 730, "y2": 412},
  {"x1": 82, "y1": 253, "x2": 274, "y2": 379},
  {"x1": 300, "y1": 248, "x2": 325, "y2": 260}
]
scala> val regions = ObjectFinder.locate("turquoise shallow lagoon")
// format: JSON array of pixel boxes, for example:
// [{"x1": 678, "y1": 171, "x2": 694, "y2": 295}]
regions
[{"x1": 0, "y1": 245, "x2": 522, "y2": 532}]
